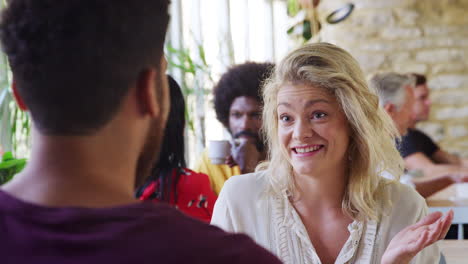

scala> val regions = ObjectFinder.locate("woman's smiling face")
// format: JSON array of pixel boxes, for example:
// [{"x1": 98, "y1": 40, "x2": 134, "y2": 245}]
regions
[{"x1": 277, "y1": 83, "x2": 351, "y2": 177}]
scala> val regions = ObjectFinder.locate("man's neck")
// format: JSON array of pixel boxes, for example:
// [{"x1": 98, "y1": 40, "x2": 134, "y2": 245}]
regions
[{"x1": 1, "y1": 131, "x2": 141, "y2": 208}]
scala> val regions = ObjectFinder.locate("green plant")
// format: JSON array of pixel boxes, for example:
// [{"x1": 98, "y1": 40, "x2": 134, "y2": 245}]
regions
[
  {"x1": 0, "y1": 151, "x2": 26, "y2": 184},
  {"x1": 0, "y1": 0, "x2": 31, "y2": 156},
  {"x1": 165, "y1": 43, "x2": 213, "y2": 149},
  {"x1": 287, "y1": 0, "x2": 321, "y2": 43},
  {"x1": 0, "y1": 51, "x2": 31, "y2": 156}
]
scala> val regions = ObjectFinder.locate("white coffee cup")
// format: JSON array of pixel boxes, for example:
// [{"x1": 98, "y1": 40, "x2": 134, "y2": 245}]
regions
[
  {"x1": 208, "y1": 140, "x2": 231, "y2": 165},
  {"x1": 455, "y1": 183, "x2": 468, "y2": 199}
]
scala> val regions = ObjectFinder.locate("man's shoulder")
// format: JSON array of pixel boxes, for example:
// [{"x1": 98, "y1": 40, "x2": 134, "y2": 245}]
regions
[
  {"x1": 140, "y1": 205, "x2": 280, "y2": 263},
  {"x1": 409, "y1": 128, "x2": 431, "y2": 138},
  {"x1": 405, "y1": 128, "x2": 436, "y2": 144}
]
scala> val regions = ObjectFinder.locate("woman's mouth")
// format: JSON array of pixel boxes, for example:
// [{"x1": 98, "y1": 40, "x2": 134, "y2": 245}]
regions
[{"x1": 292, "y1": 145, "x2": 324, "y2": 156}]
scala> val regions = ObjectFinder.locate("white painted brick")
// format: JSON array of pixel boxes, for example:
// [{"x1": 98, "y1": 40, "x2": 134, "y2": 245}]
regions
[
  {"x1": 318, "y1": 0, "x2": 468, "y2": 157},
  {"x1": 448, "y1": 125, "x2": 468, "y2": 138},
  {"x1": 417, "y1": 123, "x2": 445, "y2": 142},
  {"x1": 395, "y1": 63, "x2": 428, "y2": 73},
  {"x1": 394, "y1": 9, "x2": 420, "y2": 26},
  {"x1": 431, "y1": 37, "x2": 468, "y2": 47},
  {"x1": 320, "y1": 26, "x2": 379, "y2": 44},
  {"x1": 359, "y1": 43, "x2": 395, "y2": 52},
  {"x1": 435, "y1": 106, "x2": 468, "y2": 120},
  {"x1": 355, "y1": 0, "x2": 415, "y2": 8},
  {"x1": 389, "y1": 52, "x2": 411, "y2": 63},
  {"x1": 381, "y1": 27, "x2": 422, "y2": 40},
  {"x1": 348, "y1": 11, "x2": 395, "y2": 28},
  {"x1": 416, "y1": 49, "x2": 465, "y2": 63},
  {"x1": 433, "y1": 91, "x2": 468, "y2": 105},
  {"x1": 429, "y1": 75, "x2": 468, "y2": 90},
  {"x1": 432, "y1": 63, "x2": 465, "y2": 74},
  {"x1": 457, "y1": 141, "x2": 468, "y2": 148},
  {"x1": 443, "y1": 147, "x2": 464, "y2": 157},
  {"x1": 399, "y1": 39, "x2": 428, "y2": 50},
  {"x1": 423, "y1": 26, "x2": 468, "y2": 36},
  {"x1": 353, "y1": 53, "x2": 386, "y2": 72}
]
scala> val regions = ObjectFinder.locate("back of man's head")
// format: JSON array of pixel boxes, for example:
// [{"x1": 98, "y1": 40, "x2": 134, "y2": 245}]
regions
[
  {"x1": 0, "y1": 0, "x2": 170, "y2": 135},
  {"x1": 369, "y1": 72, "x2": 414, "y2": 110}
]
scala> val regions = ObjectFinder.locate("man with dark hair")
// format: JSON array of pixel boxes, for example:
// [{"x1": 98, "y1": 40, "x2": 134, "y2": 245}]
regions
[
  {"x1": 195, "y1": 62, "x2": 274, "y2": 195},
  {"x1": 0, "y1": 1, "x2": 281, "y2": 263},
  {"x1": 400, "y1": 73, "x2": 468, "y2": 180}
]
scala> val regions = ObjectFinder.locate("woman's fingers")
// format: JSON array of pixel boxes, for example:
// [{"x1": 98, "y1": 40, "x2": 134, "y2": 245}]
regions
[
  {"x1": 420, "y1": 210, "x2": 454, "y2": 243},
  {"x1": 411, "y1": 211, "x2": 443, "y2": 229},
  {"x1": 426, "y1": 218, "x2": 444, "y2": 244},
  {"x1": 407, "y1": 228, "x2": 429, "y2": 253},
  {"x1": 438, "y1": 210, "x2": 454, "y2": 239}
]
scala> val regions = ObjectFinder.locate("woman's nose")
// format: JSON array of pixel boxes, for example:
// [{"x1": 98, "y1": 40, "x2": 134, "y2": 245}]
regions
[{"x1": 292, "y1": 119, "x2": 313, "y2": 140}]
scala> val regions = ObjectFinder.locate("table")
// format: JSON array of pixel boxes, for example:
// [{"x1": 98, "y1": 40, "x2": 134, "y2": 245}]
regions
[
  {"x1": 427, "y1": 185, "x2": 468, "y2": 239},
  {"x1": 439, "y1": 240, "x2": 468, "y2": 264}
]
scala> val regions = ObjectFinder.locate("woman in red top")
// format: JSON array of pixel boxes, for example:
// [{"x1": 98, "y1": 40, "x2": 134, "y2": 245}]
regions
[{"x1": 136, "y1": 76, "x2": 217, "y2": 222}]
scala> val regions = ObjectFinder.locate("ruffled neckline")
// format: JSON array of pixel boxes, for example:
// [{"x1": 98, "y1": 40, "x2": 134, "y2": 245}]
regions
[{"x1": 271, "y1": 190, "x2": 378, "y2": 264}]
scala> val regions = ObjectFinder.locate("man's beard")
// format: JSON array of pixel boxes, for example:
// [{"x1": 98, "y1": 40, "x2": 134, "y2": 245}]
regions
[
  {"x1": 134, "y1": 120, "x2": 165, "y2": 189},
  {"x1": 232, "y1": 130, "x2": 265, "y2": 152}
]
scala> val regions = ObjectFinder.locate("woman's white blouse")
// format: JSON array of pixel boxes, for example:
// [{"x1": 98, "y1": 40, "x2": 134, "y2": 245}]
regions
[{"x1": 211, "y1": 171, "x2": 440, "y2": 264}]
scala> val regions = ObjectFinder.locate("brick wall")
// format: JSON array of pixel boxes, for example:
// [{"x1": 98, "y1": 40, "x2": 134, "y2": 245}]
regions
[{"x1": 318, "y1": 0, "x2": 468, "y2": 156}]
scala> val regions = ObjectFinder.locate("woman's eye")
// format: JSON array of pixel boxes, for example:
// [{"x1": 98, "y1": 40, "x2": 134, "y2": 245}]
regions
[
  {"x1": 312, "y1": 112, "x2": 327, "y2": 119},
  {"x1": 280, "y1": 115, "x2": 290, "y2": 122}
]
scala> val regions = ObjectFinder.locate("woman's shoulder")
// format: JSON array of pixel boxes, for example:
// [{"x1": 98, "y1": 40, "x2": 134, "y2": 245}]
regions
[
  {"x1": 218, "y1": 171, "x2": 270, "y2": 204},
  {"x1": 223, "y1": 170, "x2": 268, "y2": 191},
  {"x1": 387, "y1": 180, "x2": 425, "y2": 205},
  {"x1": 382, "y1": 180, "x2": 427, "y2": 221}
]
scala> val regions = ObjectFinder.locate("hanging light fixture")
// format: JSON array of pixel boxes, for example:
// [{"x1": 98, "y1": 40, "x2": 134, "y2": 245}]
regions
[{"x1": 326, "y1": 3, "x2": 355, "y2": 24}]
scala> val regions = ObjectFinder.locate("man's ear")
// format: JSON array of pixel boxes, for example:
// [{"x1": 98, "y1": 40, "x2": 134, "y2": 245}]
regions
[
  {"x1": 384, "y1": 103, "x2": 395, "y2": 117},
  {"x1": 11, "y1": 80, "x2": 28, "y2": 111},
  {"x1": 136, "y1": 69, "x2": 160, "y2": 118}
]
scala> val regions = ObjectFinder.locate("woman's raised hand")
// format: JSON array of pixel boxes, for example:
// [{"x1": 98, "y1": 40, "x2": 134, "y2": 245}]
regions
[{"x1": 381, "y1": 210, "x2": 453, "y2": 264}]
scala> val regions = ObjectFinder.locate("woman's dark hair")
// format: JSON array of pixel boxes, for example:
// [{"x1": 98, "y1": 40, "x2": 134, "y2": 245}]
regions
[
  {"x1": 136, "y1": 75, "x2": 186, "y2": 201},
  {"x1": 214, "y1": 62, "x2": 274, "y2": 128}
]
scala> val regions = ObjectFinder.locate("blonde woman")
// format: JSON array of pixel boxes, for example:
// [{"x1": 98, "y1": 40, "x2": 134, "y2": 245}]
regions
[{"x1": 211, "y1": 43, "x2": 452, "y2": 264}]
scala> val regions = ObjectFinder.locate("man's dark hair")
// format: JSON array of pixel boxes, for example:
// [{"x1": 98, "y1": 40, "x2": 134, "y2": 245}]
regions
[
  {"x1": 411, "y1": 73, "x2": 427, "y2": 86},
  {"x1": 136, "y1": 75, "x2": 186, "y2": 202},
  {"x1": 213, "y1": 62, "x2": 274, "y2": 128},
  {"x1": 0, "y1": 0, "x2": 170, "y2": 135}
]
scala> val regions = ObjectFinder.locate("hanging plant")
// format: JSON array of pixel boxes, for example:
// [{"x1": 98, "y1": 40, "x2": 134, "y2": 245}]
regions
[
  {"x1": 287, "y1": 1, "x2": 355, "y2": 44},
  {"x1": 287, "y1": 0, "x2": 321, "y2": 43}
]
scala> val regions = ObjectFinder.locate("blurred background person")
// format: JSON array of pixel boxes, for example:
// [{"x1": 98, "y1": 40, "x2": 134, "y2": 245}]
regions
[
  {"x1": 136, "y1": 76, "x2": 217, "y2": 223},
  {"x1": 195, "y1": 62, "x2": 274, "y2": 195},
  {"x1": 370, "y1": 72, "x2": 468, "y2": 198},
  {"x1": 400, "y1": 73, "x2": 468, "y2": 176}
]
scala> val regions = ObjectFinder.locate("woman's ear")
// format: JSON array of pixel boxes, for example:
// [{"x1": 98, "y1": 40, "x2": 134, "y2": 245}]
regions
[{"x1": 11, "y1": 80, "x2": 28, "y2": 111}]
